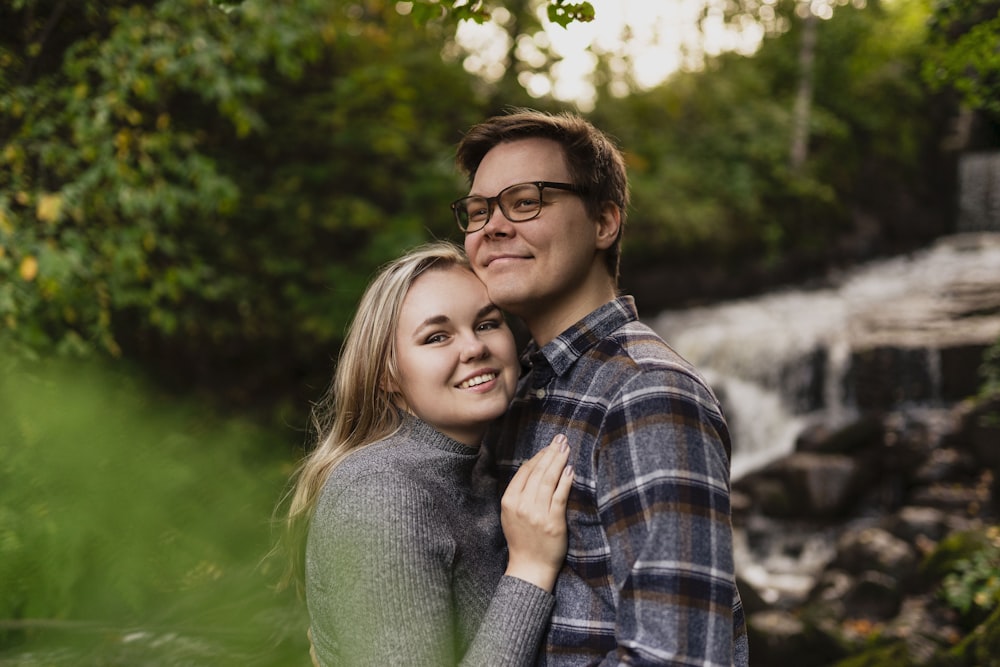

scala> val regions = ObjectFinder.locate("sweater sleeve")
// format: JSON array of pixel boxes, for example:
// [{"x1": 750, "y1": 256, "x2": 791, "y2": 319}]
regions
[
  {"x1": 306, "y1": 472, "x2": 553, "y2": 667},
  {"x1": 464, "y1": 575, "x2": 554, "y2": 667}
]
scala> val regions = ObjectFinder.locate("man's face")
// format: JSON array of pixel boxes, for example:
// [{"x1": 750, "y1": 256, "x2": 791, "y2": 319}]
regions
[{"x1": 463, "y1": 138, "x2": 606, "y2": 332}]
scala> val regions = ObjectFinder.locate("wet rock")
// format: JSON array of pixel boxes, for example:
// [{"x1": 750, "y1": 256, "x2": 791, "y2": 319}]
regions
[
  {"x1": 850, "y1": 346, "x2": 938, "y2": 410},
  {"x1": 883, "y1": 596, "x2": 963, "y2": 663},
  {"x1": 833, "y1": 527, "x2": 917, "y2": 579},
  {"x1": 842, "y1": 570, "x2": 902, "y2": 621},
  {"x1": 908, "y1": 483, "x2": 988, "y2": 515},
  {"x1": 794, "y1": 413, "x2": 884, "y2": 455},
  {"x1": 957, "y1": 151, "x2": 1000, "y2": 232},
  {"x1": 912, "y1": 447, "x2": 979, "y2": 486},
  {"x1": 940, "y1": 342, "x2": 993, "y2": 400},
  {"x1": 746, "y1": 609, "x2": 844, "y2": 667},
  {"x1": 808, "y1": 569, "x2": 853, "y2": 606},
  {"x1": 737, "y1": 475, "x2": 794, "y2": 518},
  {"x1": 773, "y1": 452, "x2": 869, "y2": 518},
  {"x1": 881, "y1": 506, "x2": 953, "y2": 544},
  {"x1": 952, "y1": 395, "x2": 1000, "y2": 471}
]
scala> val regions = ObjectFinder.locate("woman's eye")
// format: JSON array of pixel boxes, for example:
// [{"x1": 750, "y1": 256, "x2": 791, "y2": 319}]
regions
[
  {"x1": 424, "y1": 333, "x2": 448, "y2": 344},
  {"x1": 477, "y1": 319, "x2": 501, "y2": 332}
]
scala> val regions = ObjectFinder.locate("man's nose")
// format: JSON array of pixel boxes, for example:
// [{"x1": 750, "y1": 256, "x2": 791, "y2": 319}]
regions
[{"x1": 481, "y1": 202, "x2": 512, "y2": 237}]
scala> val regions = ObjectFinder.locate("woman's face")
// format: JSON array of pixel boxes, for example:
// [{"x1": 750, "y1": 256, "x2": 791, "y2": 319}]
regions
[{"x1": 391, "y1": 265, "x2": 519, "y2": 446}]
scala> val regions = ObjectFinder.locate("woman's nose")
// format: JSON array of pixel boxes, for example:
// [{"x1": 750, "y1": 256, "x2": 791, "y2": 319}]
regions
[{"x1": 460, "y1": 333, "x2": 489, "y2": 362}]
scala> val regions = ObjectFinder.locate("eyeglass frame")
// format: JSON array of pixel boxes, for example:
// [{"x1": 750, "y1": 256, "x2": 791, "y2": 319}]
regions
[{"x1": 450, "y1": 181, "x2": 586, "y2": 234}]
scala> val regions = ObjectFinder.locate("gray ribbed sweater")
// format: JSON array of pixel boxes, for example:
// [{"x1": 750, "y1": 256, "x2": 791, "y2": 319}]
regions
[{"x1": 306, "y1": 415, "x2": 554, "y2": 666}]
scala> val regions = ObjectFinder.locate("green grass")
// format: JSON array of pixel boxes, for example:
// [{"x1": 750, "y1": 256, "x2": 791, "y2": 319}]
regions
[{"x1": 0, "y1": 358, "x2": 311, "y2": 665}]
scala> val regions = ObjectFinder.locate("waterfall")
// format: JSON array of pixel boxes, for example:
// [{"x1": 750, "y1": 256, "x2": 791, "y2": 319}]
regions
[{"x1": 647, "y1": 233, "x2": 1000, "y2": 479}]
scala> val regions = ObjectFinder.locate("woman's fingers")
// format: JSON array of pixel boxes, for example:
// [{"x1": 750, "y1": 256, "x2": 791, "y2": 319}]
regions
[
  {"x1": 552, "y1": 456, "x2": 574, "y2": 511},
  {"x1": 500, "y1": 434, "x2": 573, "y2": 592},
  {"x1": 505, "y1": 434, "x2": 570, "y2": 513}
]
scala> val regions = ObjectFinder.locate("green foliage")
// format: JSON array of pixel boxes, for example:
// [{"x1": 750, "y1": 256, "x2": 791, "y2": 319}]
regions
[
  {"x1": 0, "y1": 357, "x2": 309, "y2": 664},
  {"x1": 593, "y1": 0, "x2": 944, "y2": 279},
  {"x1": 924, "y1": 0, "x2": 1000, "y2": 118},
  {"x1": 0, "y1": 0, "x2": 963, "y2": 418},
  {"x1": 942, "y1": 603, "x2": 1000, "y2": 667},
  {"x1": 832, "y1": 641, "x2": 913, "y2": 667},
  {"x1": 0, "y1": 0, "x2": 482, "y2": 412},
  {"x1": 406, "y1": 0, "x2": 594, "y2": 26},
  {"x1": 592, "y1": 58, "x2": 807, "y2": 263},
  {"x1": 546, "y1": 1, "x2": 595, "y2": 27},
  {"x1": 939, "y1": 526, "x2": 1000, "y2": 626}
]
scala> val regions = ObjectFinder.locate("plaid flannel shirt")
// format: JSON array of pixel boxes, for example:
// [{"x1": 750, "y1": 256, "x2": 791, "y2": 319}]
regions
[{"x1": 485, "y1": 296, "x2": 749, "y2": 666}]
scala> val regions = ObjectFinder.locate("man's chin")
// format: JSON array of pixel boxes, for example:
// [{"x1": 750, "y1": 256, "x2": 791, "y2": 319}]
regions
[{"x1": 483, "y1": 283, "x2": 521, "y2": 306}]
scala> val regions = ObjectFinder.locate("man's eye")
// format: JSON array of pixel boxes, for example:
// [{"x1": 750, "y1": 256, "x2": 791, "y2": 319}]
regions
[
  {"x1": 510, "y1": 197, "x2": 540, "y2": 211},
  {"x1": 465, "y1": 202, "x2": 488, "y2": 221}
]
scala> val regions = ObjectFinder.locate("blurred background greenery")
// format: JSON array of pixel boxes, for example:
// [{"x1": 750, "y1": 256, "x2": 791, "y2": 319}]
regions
[
  {"x1": 1, "y1": 0, "x2": 998, "y2": 664},
  {"x1": 0, "y1": 357, "x2": 308, "y2": 664}
]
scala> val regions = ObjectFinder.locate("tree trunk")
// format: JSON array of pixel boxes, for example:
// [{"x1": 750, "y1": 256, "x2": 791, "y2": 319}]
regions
[{"x1": 790, "y1": 11, "x2": 817, "y2": 170}]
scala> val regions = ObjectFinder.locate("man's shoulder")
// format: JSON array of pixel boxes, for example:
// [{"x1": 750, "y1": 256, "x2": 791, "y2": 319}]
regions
[
  {"x1": 593, "y1": 320, "x2": 700, "y2": 377},
  {"x1": 574, "y1": 320, "x2": 724, "y2": 409}
]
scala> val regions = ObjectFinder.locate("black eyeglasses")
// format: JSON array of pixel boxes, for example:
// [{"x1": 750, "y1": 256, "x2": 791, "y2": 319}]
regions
[{"x1": 450, "y1": 181, "x2": 585, "y2": 233}]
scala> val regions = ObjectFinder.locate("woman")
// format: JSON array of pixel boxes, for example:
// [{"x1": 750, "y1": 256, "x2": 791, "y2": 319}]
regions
[{"x1": 284, "y1": 241, "x2": 573, "y2": 666}]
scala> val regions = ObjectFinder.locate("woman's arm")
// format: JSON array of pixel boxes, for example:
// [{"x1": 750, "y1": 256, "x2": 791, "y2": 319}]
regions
[
  {"x1": 307, "y1": 438, "x2": 572, "y2": 667},
  {"x1": 307, "y1": 477, "x2": 459, "y2": 666}
]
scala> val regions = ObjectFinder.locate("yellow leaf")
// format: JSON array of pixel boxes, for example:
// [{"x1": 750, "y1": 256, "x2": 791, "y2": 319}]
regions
[
  {"x1": 19, "y1": 256, "x2": 39, "y2": 281},
  {"x1": 36, "y1": 193, "x2": 63, "y2": 223}
]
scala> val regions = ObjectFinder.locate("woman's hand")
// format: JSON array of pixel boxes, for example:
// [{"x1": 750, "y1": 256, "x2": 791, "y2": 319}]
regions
[{"x1": 500, "y1": 434, "x2": 574, "y2": 592}]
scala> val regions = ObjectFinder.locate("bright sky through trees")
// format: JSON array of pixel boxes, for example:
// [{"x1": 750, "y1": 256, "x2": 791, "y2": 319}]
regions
[{"x1": 455, "y1": 0, "x2": 769, "y2": 109}]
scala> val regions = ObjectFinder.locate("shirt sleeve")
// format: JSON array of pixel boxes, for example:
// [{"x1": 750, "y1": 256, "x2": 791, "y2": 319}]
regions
[
  {"x1": 306, "y1": 472, "x2": 553, "y2": 667},
  {"x1": 595, "y1": 368, "x2": 740, "y2": 667}
]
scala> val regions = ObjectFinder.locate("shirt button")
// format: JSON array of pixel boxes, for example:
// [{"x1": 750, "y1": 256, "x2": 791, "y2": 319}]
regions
[{"x1": 535, "y1": 389, "x2": 546, "y2": 399}]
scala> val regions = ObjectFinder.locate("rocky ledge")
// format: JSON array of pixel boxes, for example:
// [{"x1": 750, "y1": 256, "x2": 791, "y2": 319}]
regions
[{"x1": 734, "y1": 389, "x2": 999, "y2": 666}]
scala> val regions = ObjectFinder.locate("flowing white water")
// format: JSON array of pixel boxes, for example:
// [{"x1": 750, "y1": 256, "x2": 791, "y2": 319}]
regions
[{"x1": 648, "y1": 233, "x2": 1000, "y2": 479}]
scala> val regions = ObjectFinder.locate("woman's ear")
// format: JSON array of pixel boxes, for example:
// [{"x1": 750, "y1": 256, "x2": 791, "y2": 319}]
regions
[{"x1": 594, "y1": 202, "x2": 621, "y2": 251}]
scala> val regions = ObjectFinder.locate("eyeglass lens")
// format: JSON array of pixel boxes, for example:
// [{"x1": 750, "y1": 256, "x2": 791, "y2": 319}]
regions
[{"x1": 457, "y1": 182, "x2": 544, "y2": 229}]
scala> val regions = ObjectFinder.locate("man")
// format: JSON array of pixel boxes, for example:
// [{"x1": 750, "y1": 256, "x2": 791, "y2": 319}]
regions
[{"x1": 453, "y1": 109, "x2": 749, "y2": 666}]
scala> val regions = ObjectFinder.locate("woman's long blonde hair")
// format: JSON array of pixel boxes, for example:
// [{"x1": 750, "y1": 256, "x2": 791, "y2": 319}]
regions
[{"x1": 282, "y1": 240, "x2": 471, "y2": 591}]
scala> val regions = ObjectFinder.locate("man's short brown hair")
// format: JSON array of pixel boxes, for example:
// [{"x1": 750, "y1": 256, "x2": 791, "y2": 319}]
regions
[{"x1": 455, "y1": 108, "x2": 629, "y2": 285}]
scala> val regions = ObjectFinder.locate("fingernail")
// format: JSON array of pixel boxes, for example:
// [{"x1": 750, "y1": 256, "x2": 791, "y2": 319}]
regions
[{"x1": 563, "y1": 464, "x2": 573, "y2": 476}]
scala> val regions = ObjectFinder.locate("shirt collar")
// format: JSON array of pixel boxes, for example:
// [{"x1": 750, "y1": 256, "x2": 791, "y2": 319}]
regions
[{"x1": 523, "y1": 296, "x2": 638, "y2": 383}]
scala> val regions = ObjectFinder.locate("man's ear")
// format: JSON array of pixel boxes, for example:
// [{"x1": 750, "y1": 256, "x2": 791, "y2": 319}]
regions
[{"x1": 595, "y1": 202, "x2": 621, "y2": 251}]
